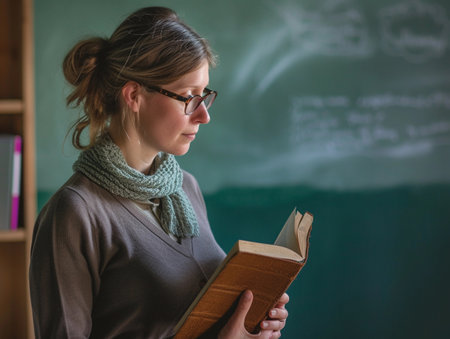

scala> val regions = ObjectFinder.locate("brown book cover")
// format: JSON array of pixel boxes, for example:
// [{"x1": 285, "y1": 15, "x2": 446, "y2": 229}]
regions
[{"x1": 174, "y1": 208, "x2": 313, "y2": 338}]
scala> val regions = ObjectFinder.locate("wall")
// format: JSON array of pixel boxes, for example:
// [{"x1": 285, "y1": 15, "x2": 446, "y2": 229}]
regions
[{"x1": 35, "y1": 0, "x2": 450, "y2": 338}]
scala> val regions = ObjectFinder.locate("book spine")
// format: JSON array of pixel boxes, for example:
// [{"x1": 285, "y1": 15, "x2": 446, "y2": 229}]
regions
[{"x1": 10, "y1": 136, "x2": 22, "y2": 230}]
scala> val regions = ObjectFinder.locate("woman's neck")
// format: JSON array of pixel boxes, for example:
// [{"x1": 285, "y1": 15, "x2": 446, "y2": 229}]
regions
[{"x1": 108, "y1": 119, "x2": 157, "y2": 175}]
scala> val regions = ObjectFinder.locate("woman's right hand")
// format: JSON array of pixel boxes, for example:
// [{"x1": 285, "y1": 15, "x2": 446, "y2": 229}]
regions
[{"x1": 218, "y1": 290, "x2": 286, "y2": 339}]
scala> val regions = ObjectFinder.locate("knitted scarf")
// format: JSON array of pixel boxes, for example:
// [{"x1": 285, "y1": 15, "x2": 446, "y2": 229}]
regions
[{"x1": 73, "y1": 134, "x2": 199, "y2": 238}]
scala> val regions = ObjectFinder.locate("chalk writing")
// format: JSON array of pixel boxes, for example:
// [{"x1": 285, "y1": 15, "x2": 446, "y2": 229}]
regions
[
  {"x1": 357, "y1": 93, "x2": 450, "y2": 109},
  {"x1": 379, "y1": 0, "x2": 450, "y2": 63},
  {"x1": 254, "y1": 0, "x2": 373, "y2": 95},
  {"x1": 231, "y1": 0, "x2": 449, "y2": 97},
  {"x1": 290, "y1": 92, "x2": 450, "y2": 157}
]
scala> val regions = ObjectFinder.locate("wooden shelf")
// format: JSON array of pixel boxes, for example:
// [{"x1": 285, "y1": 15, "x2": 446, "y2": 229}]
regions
[
  {"x1": 0, "y1": 229, "x2": 26, "y2": 242},
  {"x1": 0, "y1": 0, "x2": 35, "y2": 337},
  {"x1": 0, "y1": 99, "x2": 23, "y2": 113}
]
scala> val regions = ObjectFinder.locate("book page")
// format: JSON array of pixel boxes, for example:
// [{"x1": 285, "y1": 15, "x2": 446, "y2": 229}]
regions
[
  {"x1": 274, "y1": 208, "x2": 302, "y2": 255},
  {"x1": 297, "y1": 212, "x2": 313, "y2": 259}
]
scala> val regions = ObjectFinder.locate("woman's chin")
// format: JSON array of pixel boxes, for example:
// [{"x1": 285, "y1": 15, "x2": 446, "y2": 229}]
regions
[{"x1": 169, "y1": 145, "x2": 191, "y2": 157}]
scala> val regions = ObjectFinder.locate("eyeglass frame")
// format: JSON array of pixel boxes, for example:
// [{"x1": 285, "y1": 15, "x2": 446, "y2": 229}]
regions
[{"x1": 142, "y1": 84, "x2": 217, "y2": 115}]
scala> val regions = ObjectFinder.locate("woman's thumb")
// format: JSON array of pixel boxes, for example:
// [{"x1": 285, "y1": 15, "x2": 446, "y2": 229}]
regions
[
  {"x1": 231, "y1": 290, "x2": 253, "y2": 327},
  {"x1": 218, "y1": 290, "x2": 254, "y2": 339}
]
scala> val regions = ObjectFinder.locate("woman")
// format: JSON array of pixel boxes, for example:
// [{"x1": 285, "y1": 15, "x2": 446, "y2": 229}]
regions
[{"x1": 29, "y1": 7, "x2": 288, "y2": 338}]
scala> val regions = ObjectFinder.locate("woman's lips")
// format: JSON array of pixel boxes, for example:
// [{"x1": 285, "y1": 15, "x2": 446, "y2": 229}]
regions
[{"x1": 183, "y1": 133, "x2": 197, "y2": 141}]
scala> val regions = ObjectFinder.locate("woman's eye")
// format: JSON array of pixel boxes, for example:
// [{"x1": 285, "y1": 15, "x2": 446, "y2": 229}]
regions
[{"x1": 182, "y1": 88, "x2": 205, "y2": 97}]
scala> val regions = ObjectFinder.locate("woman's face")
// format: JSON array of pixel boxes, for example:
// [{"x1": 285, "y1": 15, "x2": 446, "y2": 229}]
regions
[{"x1": 136, "y1": 61, "x2": 211, "y2": 157}]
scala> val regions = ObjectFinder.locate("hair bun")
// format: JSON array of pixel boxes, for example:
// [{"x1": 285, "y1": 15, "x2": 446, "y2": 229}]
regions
[{"x1": 63, "y1": 37, "x2": 109, "y2": 86}]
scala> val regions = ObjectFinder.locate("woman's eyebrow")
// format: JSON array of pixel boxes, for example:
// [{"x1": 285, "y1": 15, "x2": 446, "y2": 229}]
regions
[{"x1": 174, "y1": 84, "x2": 209, "y2": 93}]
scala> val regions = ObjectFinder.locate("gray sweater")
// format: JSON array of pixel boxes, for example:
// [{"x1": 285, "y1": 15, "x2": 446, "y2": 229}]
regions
[{"x1": 29, "y1": 171, "x2": 226, "y2": 338}]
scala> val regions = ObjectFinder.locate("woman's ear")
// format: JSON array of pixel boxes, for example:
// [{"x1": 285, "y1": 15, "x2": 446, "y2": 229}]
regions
[{"x1": 121, "y1": 81, "x2": 141, "y2": 113}]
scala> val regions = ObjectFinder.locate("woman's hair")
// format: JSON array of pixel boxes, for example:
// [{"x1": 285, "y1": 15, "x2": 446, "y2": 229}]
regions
[{"x1": 63, "y1": 6, "x2": 216, "y2": 149}]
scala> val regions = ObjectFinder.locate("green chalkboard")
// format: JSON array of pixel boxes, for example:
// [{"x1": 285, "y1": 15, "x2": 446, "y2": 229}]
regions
[{"x1": 35, "y1": 0, "x2": 450, "y2": 192}]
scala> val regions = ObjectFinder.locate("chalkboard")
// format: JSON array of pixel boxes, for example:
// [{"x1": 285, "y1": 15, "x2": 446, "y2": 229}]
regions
[
  {"x1": 35, "y1": 0, "x2": 450, "y2": 193},
  {"x1": 193, "y1": 0, "x2": 450, "y2": 192}
]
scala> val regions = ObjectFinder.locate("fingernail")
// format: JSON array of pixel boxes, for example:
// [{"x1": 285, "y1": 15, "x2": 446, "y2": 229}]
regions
[
  {"x1": 244, "y1": 290, "x2": 252, "y2": 301},
  {"x1": 270, "y1": 310, "x2": 277, "y2": 317},
  {"x1": 262, "y1": 321, "x2": 268, "y2": 328}
]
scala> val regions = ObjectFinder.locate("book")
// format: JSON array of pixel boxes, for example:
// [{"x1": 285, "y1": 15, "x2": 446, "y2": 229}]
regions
[
  {"x1": 174, "y1": 208, "x2": 313, "y2": 338},
  {"x1": 0, "y1": 135, "x2": 22, "y2": 230}
]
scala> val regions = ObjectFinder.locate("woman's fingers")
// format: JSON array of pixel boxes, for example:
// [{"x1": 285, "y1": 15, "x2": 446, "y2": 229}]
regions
[
  {"x1": 260, "y1": 319, "x2": 287, "y2": 332},
  {"x1": 268, "y1": 307, "x2": 288, "y2": 321},
  {"x1": 274, "y1": 293, "x2": 289, "y2": 308}
]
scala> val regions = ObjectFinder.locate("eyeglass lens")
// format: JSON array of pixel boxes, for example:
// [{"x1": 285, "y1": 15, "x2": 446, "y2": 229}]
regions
[{"x1": 186, "y1": 92, "x2": 216, "y2": 114}]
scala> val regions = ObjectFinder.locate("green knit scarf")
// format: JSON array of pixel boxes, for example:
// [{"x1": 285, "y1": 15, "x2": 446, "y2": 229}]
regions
[{"x1": 73, "y1": 134, "x2": 199, "y2": 238}]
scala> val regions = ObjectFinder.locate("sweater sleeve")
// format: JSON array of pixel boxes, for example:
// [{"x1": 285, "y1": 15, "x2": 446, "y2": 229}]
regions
[{"x1": 29, "y1": 187, "x2": 101, "y2": 339}]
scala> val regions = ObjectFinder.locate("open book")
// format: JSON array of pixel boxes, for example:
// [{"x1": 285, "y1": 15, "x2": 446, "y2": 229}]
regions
[{"x1": 174, "y1": 208, "x2": 313, "y2": 338}]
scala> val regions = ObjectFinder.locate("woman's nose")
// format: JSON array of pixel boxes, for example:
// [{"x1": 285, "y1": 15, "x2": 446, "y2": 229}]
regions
[{"x1": 191, "y1": 102, "x2": 210, "y2": 124}]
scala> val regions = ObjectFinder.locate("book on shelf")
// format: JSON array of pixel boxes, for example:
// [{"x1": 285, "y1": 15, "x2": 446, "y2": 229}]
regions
[
  {"x1": 173, "y1": 208, "x2": 313, "y2": 338},
  {"x1": 0, "y1": 135, "x2": 22, "y2": 230}
]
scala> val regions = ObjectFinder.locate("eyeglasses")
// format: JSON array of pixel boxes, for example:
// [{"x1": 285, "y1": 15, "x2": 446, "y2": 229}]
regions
[{"x1": 143, "y1": 85, "x2": 217, "y2": 115}]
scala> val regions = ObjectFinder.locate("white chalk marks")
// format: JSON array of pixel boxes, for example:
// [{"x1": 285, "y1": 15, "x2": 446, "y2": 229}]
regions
[
  {"x1": 379, "y1": 0, "x2": 450, "y2": 63},
  {"x1": 233, "y1": 0, "x2": 450, "y2": 97},
  {"x1": 251, "y1": 0, "x2": 373, "y2": 96},
  {"x1": 290, "y1": 92, "x2": 450, "y2": 158}
]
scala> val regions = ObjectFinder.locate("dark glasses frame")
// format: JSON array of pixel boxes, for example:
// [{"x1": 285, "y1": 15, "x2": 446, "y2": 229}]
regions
[{"x1": 143, "y1": 84, "x2": 217, "y2": 115}]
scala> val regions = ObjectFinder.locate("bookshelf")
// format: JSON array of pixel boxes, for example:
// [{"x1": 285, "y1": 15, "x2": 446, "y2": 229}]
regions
[{"x1": 0, "y1": 0, "x2": 36, "y2": 338}]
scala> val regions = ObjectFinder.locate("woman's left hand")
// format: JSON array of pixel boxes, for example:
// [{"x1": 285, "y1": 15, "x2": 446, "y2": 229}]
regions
[
  {"x1": 218, "y1": 291, "x2": 289, "y2": 339},
  {"x1": 259, "y1": 293, "x2": 289, "y2": 337}
]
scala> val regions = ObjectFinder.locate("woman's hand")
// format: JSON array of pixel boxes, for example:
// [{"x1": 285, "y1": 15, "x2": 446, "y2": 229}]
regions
[{"x1": 218, "y1": 290, "x2": 289, "y2": 339}]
